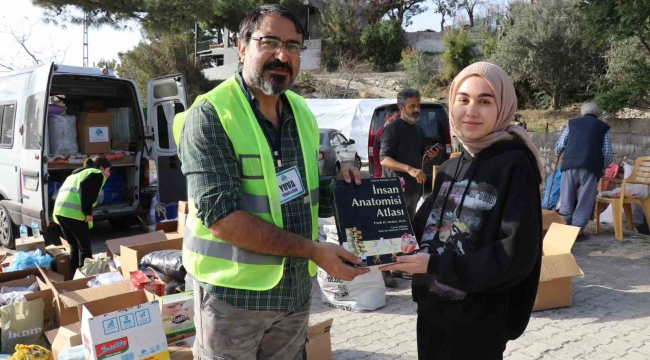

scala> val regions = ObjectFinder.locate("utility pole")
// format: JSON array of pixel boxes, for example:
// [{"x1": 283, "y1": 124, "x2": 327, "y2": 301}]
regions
[{"x1": 83, "y1": 12, "x2": 89, "y2": 67}]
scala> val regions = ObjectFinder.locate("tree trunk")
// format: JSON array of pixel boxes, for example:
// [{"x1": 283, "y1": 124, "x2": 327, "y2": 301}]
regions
[
  {"x1": 441, "y1": 17, "x2": 445, "y2": 32},
  {"x1": 467, "y1": 8, "x2": 474, "y2": 27},
  {"x1": 551, "y1": 92, "x2": 561, "y2": 110}
]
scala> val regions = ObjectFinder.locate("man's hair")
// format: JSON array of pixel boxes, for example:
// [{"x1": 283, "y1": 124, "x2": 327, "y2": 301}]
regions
[
  {"x1": 397, "y1": 88, "x2": 421, "y2": 107},
  {"x1": 385, "y1": 104, "x2": 399, "y2": 116},
  {"x1": 239, "y1": 5, "x2": 305, "y2": 46},
  {"x1": 581, "y1": 102, "x2": 599, "y2": 116}
]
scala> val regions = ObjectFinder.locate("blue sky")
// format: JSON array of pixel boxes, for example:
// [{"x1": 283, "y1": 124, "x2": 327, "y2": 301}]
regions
[{"x1": 1, "y1": 0, "x2": 443, "y2": 69}]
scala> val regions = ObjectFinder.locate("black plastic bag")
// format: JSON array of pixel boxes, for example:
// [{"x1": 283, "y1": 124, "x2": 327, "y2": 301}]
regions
[{"x1": 139, "y1": 250, "x2": 186, "y2": 282}]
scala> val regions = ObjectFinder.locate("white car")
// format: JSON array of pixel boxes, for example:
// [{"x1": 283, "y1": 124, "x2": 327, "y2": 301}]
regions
[{"x1": 318, "y1": 129, "x2": 362, "y2": 176}]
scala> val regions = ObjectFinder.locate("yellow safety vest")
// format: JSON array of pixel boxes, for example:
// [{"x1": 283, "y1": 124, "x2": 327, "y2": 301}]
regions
[
  {"x1": 174, "y1": 77, "x2": 320, "y2": 291},
  {"x1": 53, "y1": 168, "x2": 106, "y2": 229}
]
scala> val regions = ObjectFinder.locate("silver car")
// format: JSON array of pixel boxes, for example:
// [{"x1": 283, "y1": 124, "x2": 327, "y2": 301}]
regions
[{"x1": 319, "y1": 129, "x2": 362, "y2": 176}]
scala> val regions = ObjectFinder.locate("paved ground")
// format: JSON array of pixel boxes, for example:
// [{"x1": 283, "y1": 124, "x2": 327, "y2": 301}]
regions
[{"x1": 309, "y1": 223, "x2": 650, "y2": 360}]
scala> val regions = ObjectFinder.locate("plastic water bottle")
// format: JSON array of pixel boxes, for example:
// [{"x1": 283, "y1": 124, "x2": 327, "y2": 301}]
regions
[
  {"x1": 19, "y1": 224, "x2": 28, "y2": 244},
  {"x1": 31, "y1": 219, "x2": 40, "y2": 239}
]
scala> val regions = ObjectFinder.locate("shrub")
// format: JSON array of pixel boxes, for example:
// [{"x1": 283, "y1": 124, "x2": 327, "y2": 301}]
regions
[
  {"x1": 360, "y1": 19, "x2": 405, "y2": 72},
  {"x1": 440, "y1": 29, "x2": 476, "y2": 81}
]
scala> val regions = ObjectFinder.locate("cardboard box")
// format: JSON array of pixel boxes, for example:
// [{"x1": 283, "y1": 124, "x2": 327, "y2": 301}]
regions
[
  {"x1": 38, "y1": 266, "x2": 131, "y2": 326},
  {"x1": 0, "y1": 269, "x2": 55, "y2": 322},
  {"x1": 15, "y1": 236, "x2": 46, "y2": 253},
  {"x1": 46, "y1": 245, "x2": 73, "y2": 281},
  {"x1": 47, "y1": 323, "x2": 82, "y2": 360},
  {"x1": 80, "y1": 291, "x2": 169, "y2": 360},
  {"x1": 120, "y1": 237, "x2": 183, "y2": 278},
  {"x1": 130, "y1": 270, "x2": 166, "y2": 297},
  {"x1": 155, "y1": 221, "x2": 179, "y2": 234},
  {"x1": 533, "y1": 223, "x2": 583, "y2": 312},
  {"x1": 307, "y1": 319, "x2": 333, "y2": 360},
  {"x1": 168, "y1": 337, "x2": 194, "y2": 360},
  {"x1": 76, "y1": 112, "x2": 112, "y2": 154},
  {"x1": 159, "y1": 291, "x2": 194, "y2": 343},
  {"x1": 105, "y1": 231, "x2": 168, "y2": 260},
  {"x1": 82, "y1": 99, "x2": 105, "y2": 112},
  {"x1": 542, "y1": 210, "x2": 565, "y2": 236}
]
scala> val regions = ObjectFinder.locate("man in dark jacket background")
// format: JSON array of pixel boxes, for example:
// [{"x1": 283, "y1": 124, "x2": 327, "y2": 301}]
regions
[{"x1": 555, "y1": 102, "x2": 614, "y2": 239}]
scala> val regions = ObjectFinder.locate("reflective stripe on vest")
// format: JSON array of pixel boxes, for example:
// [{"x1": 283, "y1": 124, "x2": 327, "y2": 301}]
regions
[
  {"x1": 52, "y1": 168, "x2": 105, "y2": 229},
  {"x1": 175, "y1": 77, "x2": 320, "y2": 290}
]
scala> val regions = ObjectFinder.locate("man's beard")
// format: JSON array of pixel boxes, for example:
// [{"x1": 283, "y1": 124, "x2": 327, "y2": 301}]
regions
[
  {"x1": 403, "y1": 112, "x2": 420, "y2": 124},
  {"x1": 245, "y1": 59, "x2": 294, "y2": 96}
]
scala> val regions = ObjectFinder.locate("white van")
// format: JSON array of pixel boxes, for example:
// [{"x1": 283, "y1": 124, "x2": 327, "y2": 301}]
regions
[{"x1": 0, "y1": 63, "x2": 188, "y2": 248}]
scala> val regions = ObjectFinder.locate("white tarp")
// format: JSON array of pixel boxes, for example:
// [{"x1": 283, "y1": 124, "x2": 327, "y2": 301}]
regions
[{"x1": 306, "y1": 99, "x2": 394, "y2": 162}]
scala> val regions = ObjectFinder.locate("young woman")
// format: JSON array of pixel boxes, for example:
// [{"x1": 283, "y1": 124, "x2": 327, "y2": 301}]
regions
[
  {"x1": 53, "y1": 156, "x2": 112, "y2": 272},
  {"x1": 382, "y1": 62, "x2": 544, "y2": 359}
]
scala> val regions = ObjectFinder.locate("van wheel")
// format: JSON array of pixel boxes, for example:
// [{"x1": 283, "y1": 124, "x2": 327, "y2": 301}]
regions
[
  {"x1": 108, "y1": 217, "x2": 133, "y2": 231},
  {"x1": 0, "y1": 204, "x2": 16, "y2": 249}
]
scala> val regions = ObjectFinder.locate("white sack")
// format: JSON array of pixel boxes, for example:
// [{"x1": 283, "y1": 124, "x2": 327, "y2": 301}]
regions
[{"x1": 48, "y1": 114, "x2": 78, "y2": 155}]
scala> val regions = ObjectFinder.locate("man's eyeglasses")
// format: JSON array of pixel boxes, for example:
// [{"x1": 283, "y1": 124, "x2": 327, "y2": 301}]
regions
[{"x1": 249, "y1": 36, "x2": 306, "y2": 56}]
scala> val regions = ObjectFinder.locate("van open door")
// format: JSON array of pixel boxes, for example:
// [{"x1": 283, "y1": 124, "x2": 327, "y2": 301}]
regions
[
  {"x1": 20, "y1": 63, "x2": 53, "y2": 231},
  {"x1": 146, "y1": 74, "x2": 188, "y2": 204}
]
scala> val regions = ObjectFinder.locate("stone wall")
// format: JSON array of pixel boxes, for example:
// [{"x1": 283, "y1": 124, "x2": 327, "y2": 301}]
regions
[
  {"x1": 405, "y1": 31, "x2": 481, "y2": 54},
  {"x1": 530, "y1": 130, "x2": 650, "y2": 176}
]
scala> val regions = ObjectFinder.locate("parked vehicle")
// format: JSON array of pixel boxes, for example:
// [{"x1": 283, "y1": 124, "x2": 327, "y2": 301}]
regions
[
  {"x1": 0, "y1": 63, "x2": 187, "y2": 248},
  {"x1": 367, "y1": 102, "x2": 452, "y2": 183},
  {"x1": 319, "y1": 129, "x2": 362, "y2": 176}
]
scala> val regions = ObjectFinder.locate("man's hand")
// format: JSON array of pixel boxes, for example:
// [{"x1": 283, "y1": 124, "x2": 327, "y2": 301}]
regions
[
  {"x1": 425, "y1": 147, "x2": 440, "y2": 159},
  {"x1": 338, "y1": 162, "x2": 362, "y2": 186},
  {"x1": 407, "y1": 166, "x2": 427, "y2": 184},
  {"x1": 311, "y1": 242, "x2": 370, "y2": 281},
  {"x1": 85, "y1": 215, "x2": 93, "y2": 222}
]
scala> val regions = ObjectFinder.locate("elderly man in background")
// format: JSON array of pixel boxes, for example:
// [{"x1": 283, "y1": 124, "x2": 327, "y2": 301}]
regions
[{"x1": 555, "y1": 102, "x2": 614, "y2": 241}]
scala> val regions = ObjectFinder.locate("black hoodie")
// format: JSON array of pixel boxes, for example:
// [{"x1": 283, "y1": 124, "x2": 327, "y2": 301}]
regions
[{"x1": 412, "y1": 139, "x2": 542, "y2": 340}]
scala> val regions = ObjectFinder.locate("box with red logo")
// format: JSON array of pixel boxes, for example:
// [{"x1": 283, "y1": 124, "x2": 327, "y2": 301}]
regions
[
  {"x1": 130, "y1": 270, "x2": 166, "y2": 297},
  {"x1": 80, "y1": 292, "x2": 169, "y2": 360}
]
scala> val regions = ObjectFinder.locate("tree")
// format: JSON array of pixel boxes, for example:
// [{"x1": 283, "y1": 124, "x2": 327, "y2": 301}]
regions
[
  {"x1": 578, "y1": 0, "x2": 650, "y2": 55},
  {"x1": 491, "y1": 0, "x2": 599, "y2": 110},
  {"x1": 0, "y1": 18, "x2": 67, "y2": 71},
  {"x1": 117, "y1": 31, "x2": 216, "y2": 104},
  {"x1": 33, "y1": 0, "x2": 303, "y2": 34},
  {"x1": 361, "y1": 19, "x2": 404, "y2": 71},
  {"x1": 97, "y1": 58, "x2": 118, "y2": 71},
  {"x1": 441, "y1": 29, "x2": 475, "y2": 81},
  {"x1": 458, "y1": 0, "x2": 483, "y2": 27},
  {"x1": 319, "y1": 0, "x2": 363, "y2": 71},
  {"x1": 594, "y1": 38, "x2": 650, "y2": 113},
  {"x1": 365, "y1": 0, "x2": 428, "y2": 27},
  {"x1": 431, "y1": 0, "x2": 458, "y2": 31}
]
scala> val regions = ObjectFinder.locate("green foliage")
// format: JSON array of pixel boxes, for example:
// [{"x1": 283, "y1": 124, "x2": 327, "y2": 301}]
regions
[
  {"x1": 117, "y1": 31, "x2": 216, "y2": 104},
  {"x1": 477, "y1": 28, "x2": 498, "y2": 58},
  {"x1": 577, "y1": 0, "x2": 650, "y2": 55},
  {"x1": 440, "y1": 29, "x2": 475, "y2": 81},
  {"x1": 365, "y1": 0, "x2": 428, "y2": 27},
  {"x1": 361, "y1": 20, "x2": 404, "y2": 72},
  {"x1": 490, "y1": 0, "x2": 599, "y2": 110},
  {"x1": 594, "y1": 38, "x2": 650, "y2": 113},
  {"x1": 33, "y1": 0, "x2": 303, "y2": 34},
  {"x1": 319, "y1": 0, "x2": 363, "y2": 71},
  {"x1": 400, "y1": 49, "x2": 436, "y2": 90},
  {"x1": 97, "y1": 58, "x2": 118, "y2": 71}
]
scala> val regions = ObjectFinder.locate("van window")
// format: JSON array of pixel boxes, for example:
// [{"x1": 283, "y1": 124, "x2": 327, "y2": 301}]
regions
[
  {"x1": 156, "y1": 102, "x2": 186, "y2": 150},
  {"x1": 24, "y1": 92, "x2": 46, "y2": 150},
  {"x1": 418, "y1": 107, "x2": 446, "y2": 139},
  {"x1": 0, "y1": 103, "x2": 16, "y2": 148},
  {"x1": 154, "y1": 83, "x2": 180, "y2": 99}
]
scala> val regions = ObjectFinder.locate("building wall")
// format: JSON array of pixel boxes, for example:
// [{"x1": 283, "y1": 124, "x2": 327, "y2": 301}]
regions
[{"x1": 405, "y1": 31, "x2": 481, "y2": 54}]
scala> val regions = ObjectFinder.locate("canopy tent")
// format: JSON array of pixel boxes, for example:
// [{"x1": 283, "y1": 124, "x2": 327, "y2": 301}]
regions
[{"x1": 306, "y1": 98, "x2": 394, "y2": 162}]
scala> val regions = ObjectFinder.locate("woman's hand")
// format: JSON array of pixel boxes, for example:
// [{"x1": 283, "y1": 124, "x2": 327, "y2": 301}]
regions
[
  {"x1": 379, "y1": 253, "x2": 431, "y2": 274},
  {"x1": 85, "y1": 215, "x2": 93, "y2": 222}
]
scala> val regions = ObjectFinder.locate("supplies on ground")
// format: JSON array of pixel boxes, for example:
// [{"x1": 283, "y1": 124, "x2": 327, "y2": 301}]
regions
[
  {"x1": 6, "y1": 344, "x2": 52, "y2": 360},
  {"x1": 0, "y1": 298, "x2": 47, "y2": 353},
  {"x1": 77, "y1": 257, "x2": 110, "y2": 277},
  {"x1": 317, "y1": 225, "x2": 386, "y2": 312},
  {"x1": 139, "y1": 250, "x2": 185, "y2": 282},
  {"x1": 86, "y1": 272, "x2": 124, "y2": 288},
  {"x1": 5, "y1": 251, "x2": 53, "y2": 272},
  {"x1": 159, "y1": 292, "x2": 194, "y2": 343}
]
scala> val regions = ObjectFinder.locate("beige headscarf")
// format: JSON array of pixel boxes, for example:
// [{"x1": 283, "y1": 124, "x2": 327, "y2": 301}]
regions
[{"x1": 448, "y1": 62, "x2": 543, "y2": 175}]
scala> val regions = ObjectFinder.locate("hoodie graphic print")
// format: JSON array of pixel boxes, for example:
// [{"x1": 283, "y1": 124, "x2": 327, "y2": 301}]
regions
[{"x1": 420, "y1": 179, "x2": 499, "y2": 299}]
